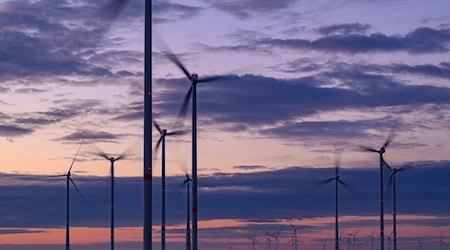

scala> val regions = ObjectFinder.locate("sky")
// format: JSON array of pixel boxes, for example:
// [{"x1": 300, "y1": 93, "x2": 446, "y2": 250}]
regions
[{"x1": 0, "y1": 0, "x2": 449, "y2": 249}]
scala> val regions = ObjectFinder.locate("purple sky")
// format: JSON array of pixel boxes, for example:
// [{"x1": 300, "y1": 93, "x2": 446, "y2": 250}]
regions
[{"x1": 0, "y1": 0, "x2": 450, "y2": 249}]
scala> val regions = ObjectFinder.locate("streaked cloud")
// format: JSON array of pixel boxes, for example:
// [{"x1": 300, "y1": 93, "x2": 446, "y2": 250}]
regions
[
  {"x1": 0, "y1": 124, "x2": 34, "y2": 137},
  {"x1": 211, "y1": 0, "x2": 297, "y2": 20}
]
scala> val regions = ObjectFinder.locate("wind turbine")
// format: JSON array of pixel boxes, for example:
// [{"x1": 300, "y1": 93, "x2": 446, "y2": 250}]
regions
[
  {"x1": 322, "y1": 239, "x2": 328, "y2": 250},
  {"x1": 273, "y1": 231, "x2": 282, "y2": 250},
  {"x1": 417, "y1": 239, "x2": 424, "y2": 250},
  {"x1": 387, "y1": 232, "x2": 393, "y2": 250},
  {"x1": 155, "y1": 35, "x2": 232, "y2": 250},
  {"x1": 93, "y1": 144, "x2": 136, "y2": 250},
  {"x1": 99, "y1": 1, "x2": 153, "y2": 249},
  {"x1": 51, "y1": 142, "x2": 84, "y2": 250},
  {"x1": 248, "y1": 231, "x2": 258, "y2": 250},
  {"x1": 289, "y1": 222, "x2": 300, "y2": 250},
  {"x1": 440, "y1": 233, "x2": 446, "y2": 250},
  {"x1": 263, "y1": 231, "x2": 272, "y2": 250},
  {"x1": 360, "y1": 129, "x2": 396, "y2": 250},
  {"x1": 384, "y1": 161, "x2": 412, "y2": 250},
  {"x1": 369, "y1": 232, "x2": 375, "y2": 250},
  {"x1": 318, "y1": 151, "x2": 356, "y2": 250},
  {"x1": 182, "y1": 173, "x2": 192, "y2": 250},
  {"x1": 350, "y1": 230, "x2": 360, "y2": 250},
  {"x1": 153, "y1": 120, "x2": 186, "y2": 250}
]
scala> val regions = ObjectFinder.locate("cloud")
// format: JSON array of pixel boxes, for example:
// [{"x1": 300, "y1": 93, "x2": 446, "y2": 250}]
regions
[
  {"x1": 59, "y1": 129, "x2": 124, "y2": 142},
  {"x1": 278, "y1": 59, "x2": 450, "y2": 80},
  {"x1": 232, "y1": 165, "x2": 267, "y2": 170},
  {"x1": 0, "y1": 0, "x2": 143, "y2": 79},
  {"x1": 316, "y1": 23, "x2": 371, "y2": 35},
  {"x1": 211, "y1": 0, "x2": 296, "y2": 20},
  {"x1": 153, "y1": 0, "x2": 204, "y2": 24},
  {"x1": 0, "y1": 228, "x2": 43, "y2": 235},
  {"x1": 259, "y1": 117, "x2": 394, "y2": 141},
  {"x1": 0, "y1": 124, "x2": 34, "y2": 137},
  {"x1": 155, "y1": 72, "x2": 450, "y2": 141},
  {"x1": 1, "y1": 161, "x2": 450, "y2": 231},
  {"x1": 207, "y1": 27, "x2": 450, "y2": 54},
  {"x1": 258, "y1": 27, "x2": 450, "y2": 54},
  {"x1": 375, "y1": 62, "x2": 450, "y2": 79},
  {"x1": 112, "y1": 101, "x2": 144, "y2": 121}
]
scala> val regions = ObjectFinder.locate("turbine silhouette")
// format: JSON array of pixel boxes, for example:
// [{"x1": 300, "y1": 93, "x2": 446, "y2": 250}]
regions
[
  {"x1": 248, "y1": 231, "x2": 258, "y2": 250},
  {"x1": 155, "y1": 34, "x2": 232, "y2": 250},
  {"x1": 439, "y1": 233, "x2": 446, "y2": 250},
  {"x1": 369, "y1": 232, "x2": 375, "y2": 250},
  {"x1": 153, "y1": 120, "x2": 186, "y2": 250},
  {"x1": 273, "y1": 230, "x2": 282, "y2": 250},
  {"x1": 322, "y1": 239, "x2": 327, "y2": 250},
  {"x1": 263, "y1": 230, "x2": 272, "y2": 250},
  {"x1": 384, "y1": 161, "x2": 412, "y2": 250},
  {"x1": 318, "y1": 151, "x2": 356, "y2": 250},
  {"x1": 98, "y1": 1, "x2": 153, "y2": 248},
  {"x1": 50, "y1": 142, "x2": 85, "y2": 250},
  {"x1": 360, "y1": 128, "x2": 396, "y2": 250},
  {"x1": 289, "y1": 222, "x2": 301, "y2": 250},
  {"x1": 417, "y1": 239, "x2": 424, "y2": 250},
  {"x1": 93, "y1": 144, "x2": 136, "y2": 250},
  {"x1": 182, "y1": 174, "x2": 192, "y2": 250}
]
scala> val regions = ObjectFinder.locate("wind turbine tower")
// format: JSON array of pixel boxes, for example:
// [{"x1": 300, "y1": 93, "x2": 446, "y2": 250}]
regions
[
  {"x1": 156, "y1": 36, "x2": 231, "y2": 250},
  {"x1": 97, "y1": 1, "x2": 153, "y2": 249},
  {"x1": 94, "y1": 145, "x2": 134, "y2": 250},
  {"x1": 51, "y1": 142, "x2": 84, "y2": 250},
  {"x1": 153, "y1": 120, "x2": 185, "y2": 250},
  {"x1": 361, "y1": 129, "x2": 396, "y2": 250}
]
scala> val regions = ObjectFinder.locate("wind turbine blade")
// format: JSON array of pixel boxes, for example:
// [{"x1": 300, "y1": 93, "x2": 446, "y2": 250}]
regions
[
  {"x1": 165, "y1": 52, "x2": 192, "y2": 81},
  {"x1": 94, "y1": 152, "x2": 110, "y2": 160},
  {"x1": 383, "y1": 127, "x2": 397, "y2": 148},
  {"x1": 153, "y1": 137, "x2": 163, "y2": 159},
  {"x1": 321, "y1": 177, "x2": 336, "y2": 184},
  {"x1": 197, "y1": 75, "x2": 233, "y2": 83},
  {"x1": 69, "y1": 176, "x2": 88, "y2": 205},
  {"x1": 153, "y1": 32, "x2": 192, "y2": 81},
  {"x1": 176, "y1": 86, "x2": 193, "y2": 122},
  {"x1": 384, "y1": 175, "x2": 393, "y2": 203},
  {"x1": 178, "y1": 174, "x2": 192, "y2": 188},
  {"x1": 153, "y1": 120, "x2": 163, "y2": 134},
  {"x1": 167, "y1": 130, "x2": 188, "y2": 136},
  {"x1": 90, "y1": 144, "x2": 110, "y2": 160},
  {"x1": 387, "y1": 173, "x2": 394, "y2": 189},
  {"x1": 314, "y1": 178, "x2": 335, "y2": 190},
  {"x1": 338, "y1": 179, "x2": 358, "y2": 192},
  {"x1": 47, "y1": 174, "x2": 67, "y2": 178},
  {"x1": 397, "y1": 164, "x2": 413, "y2": 173},
  {"x1": 98, "y1": 0, "x2": 131, "y2": 21},
  {"x1": 68, "y1": 141, "x2": 84, "y2": 173},
  {"x1": 117, "y1": 140, "x2": 141, "y2": 160},
  {"x1": 382, "y1": 159, "x2": 393, "y2": 171},
  {"x1": 334, "y1": 149, "x2": 343, "y2": 169},
  {"x1": 175, "y1": 153, "x2": 189, "y2": 177},
  {"x1": 358, "y1": 145, "x2": 378, "y2": 153}
]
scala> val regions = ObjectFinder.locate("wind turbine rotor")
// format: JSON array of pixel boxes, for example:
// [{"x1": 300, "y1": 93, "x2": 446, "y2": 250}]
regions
[
  {"x1": 68, "y1": 142, "x2": 84, "y2": 173},
  {"x1": 68, "y1": 177, "x2": 88, "y2": 205},
  {"x1": 382, "y1": 128, "x2": 397, "y2": 149},
  {"x1": 176, "y1": 86, "x2": 193, "y2": 121}
]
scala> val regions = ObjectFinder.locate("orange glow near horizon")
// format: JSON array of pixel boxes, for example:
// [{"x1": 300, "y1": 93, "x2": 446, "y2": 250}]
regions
[{"x1": 1, "y1": 215, "x2": 449, "y2": 246}]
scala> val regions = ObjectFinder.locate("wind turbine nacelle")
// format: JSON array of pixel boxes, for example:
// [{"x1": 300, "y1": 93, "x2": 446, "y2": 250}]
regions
[{"x1": 191, "y1": 73, "x2": 198, "y2": 82}]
